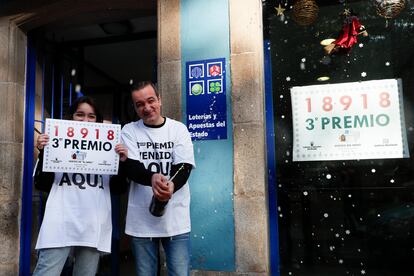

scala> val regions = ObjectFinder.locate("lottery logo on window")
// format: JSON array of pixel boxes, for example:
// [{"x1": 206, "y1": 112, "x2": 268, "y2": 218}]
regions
[{"x1": 186, "y1": 58, "x2": 227, "y2": 141}]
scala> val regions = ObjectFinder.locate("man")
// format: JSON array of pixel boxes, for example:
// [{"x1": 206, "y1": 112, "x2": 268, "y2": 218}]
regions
[{"x1": 121, "y1": 81, "x2": 195, "y2": 276}]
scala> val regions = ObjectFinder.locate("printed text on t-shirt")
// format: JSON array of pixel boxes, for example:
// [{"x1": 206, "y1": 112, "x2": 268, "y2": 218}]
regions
[{"x1": 58, "y1": 173, "x2": 104, "y2": 190}]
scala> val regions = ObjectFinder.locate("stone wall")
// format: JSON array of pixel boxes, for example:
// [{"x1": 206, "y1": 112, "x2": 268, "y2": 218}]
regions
[
  {"x1": 0, "y1": 17, "x2": 27, "y2": 276},
  {"x1": 156, "y1": 0, "x2": 269, "y2": 274},
  {"x1": 229, "y1": 0, "x2": 269, "y2": 274}
]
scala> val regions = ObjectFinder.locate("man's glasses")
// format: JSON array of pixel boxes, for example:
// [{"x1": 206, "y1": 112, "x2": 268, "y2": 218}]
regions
[{"x1": 73, "y1": 112, "x2": 97, "y2": 120}]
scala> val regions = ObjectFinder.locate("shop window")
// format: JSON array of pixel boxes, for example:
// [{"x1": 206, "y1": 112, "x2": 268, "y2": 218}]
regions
[{"x1": 264, "y1": 1, "x2": 414, "y2": 275}]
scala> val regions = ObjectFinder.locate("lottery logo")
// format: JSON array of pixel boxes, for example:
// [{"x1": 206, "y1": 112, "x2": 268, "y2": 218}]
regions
[
  {"x1": 189, "y1": 64, "x2": 204, "y2": 79},
  {"x1": 207, "y1": 79, "x2": 223, "y2": 94},
  {"x1": 51, "y1": 157, "x2": 62, "y2": 164},
  {"x1": 209, "y1": 65, "x2": 221, "y2": 77},
  {"x1": 209, "y1": 81, "x2": 222, "y2": 94},
  {"x1": 191, "y1": 83, "x2": 203, "y2": 96},
  {"x1": 191, "y1": 67, "x2": 203, "y2": 78}
]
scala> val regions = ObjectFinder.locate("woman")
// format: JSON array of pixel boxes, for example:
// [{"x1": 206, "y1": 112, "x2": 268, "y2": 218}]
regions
[{"x1": 33, "y1": 96, "x2": 128, "y2": 276}]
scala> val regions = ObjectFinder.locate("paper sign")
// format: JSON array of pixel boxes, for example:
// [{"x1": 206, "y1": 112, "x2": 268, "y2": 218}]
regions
[
  {"x1": 291, "y1": 79, "x2": 409, "y2": 161},
  {"x1": 43, "y1": 118, "x2": 121, "y2": 174}
]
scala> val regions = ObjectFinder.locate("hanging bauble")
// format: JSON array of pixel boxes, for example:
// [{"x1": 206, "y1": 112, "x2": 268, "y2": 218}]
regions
[
  {"x1": 292, "y1": 0, "x2": 319, "y2": 26},
  {"x1": 375, "y1": 0, "x2": 406, "y2": 19}
]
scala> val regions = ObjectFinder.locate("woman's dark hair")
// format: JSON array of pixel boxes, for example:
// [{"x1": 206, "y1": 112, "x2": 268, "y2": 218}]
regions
[{"x1": 67, "y1": 96, "x2": 103, "y2": 122}]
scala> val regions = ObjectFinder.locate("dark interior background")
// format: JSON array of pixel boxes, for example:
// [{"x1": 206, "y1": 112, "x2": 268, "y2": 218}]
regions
[{"x1": 29, "y1": 4, "x2": 157, "y2": 273}]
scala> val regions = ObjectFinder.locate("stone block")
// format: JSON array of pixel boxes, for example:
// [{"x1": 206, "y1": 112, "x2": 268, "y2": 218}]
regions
[
  {"x1": 158, "y1": 61, "x2": 182, "y2": 121},
  {"x1": 158, "y1": 0, "x2": 180, "y2": 63},
  {"x1": 234, "y1": 197, "x2": 269, "y2": 273},
  {"x1": 0, "y1": 83, "x2": 25, "y2": 143},
  {"x1": 12, "y1": 143, "x2": 23, "y2": 199},
  {"x1": 229, "y1": 0, "x2": 263, "y2": 55},
  {"x1": 233, "y1": 123, "x2": 266, "y2": 197},
  {"x1": 7, "y1": 23, "x2": 26, "y2": 85},
  {"x1": 15, "y1": 84, "x2": 25, "y2": 142},
  {"x1": 14, "y1": 25, "x2": 27, "y2": 85},
  {"x1": 0, "y1": 143, "x2": 22, "y2": 199},
  {"x1": 0, "y1": 20, "x2": 26, "y2": 85},
  {"x1": 0, "y1": 264, "x2": 18, "y2": 276},
  {"x1": 233, "y1": 125, "x2": 268, "y2": 274},
  {"x1": 231, "y1": 53, "x2": 263, "y2": 124},
  {"x1": 0, "y1": 23, "x2": 10, "y2": 83},
  {"x1": 0, "y1": 201, "x2": 19, "y2": 263}
]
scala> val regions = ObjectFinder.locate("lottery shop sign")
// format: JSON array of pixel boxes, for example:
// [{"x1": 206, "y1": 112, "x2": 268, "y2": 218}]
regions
[
  {"x1": 43, "y1": 119, "x2": 121, "y2": 174},
  {"x1": 186, "y1": 58, "x2": 227, "y2": 141},
  {"x1": 291, "y1": 79, "x2": 409, "y2": 161}
]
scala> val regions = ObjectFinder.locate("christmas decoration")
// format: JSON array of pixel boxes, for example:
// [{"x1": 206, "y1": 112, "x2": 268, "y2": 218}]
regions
[
  {"x1": 375, "y1": 0, "x2": 406, "y2": 19},
  {"x1": 324, "y1": 9, "x2": 368, "y2": 55},
  {"x1": 292, "y1": 0, "x2": 319, "y2": 26},
  {"x1": 275, "y1": 4, "x2": 286, "y2": 17}
]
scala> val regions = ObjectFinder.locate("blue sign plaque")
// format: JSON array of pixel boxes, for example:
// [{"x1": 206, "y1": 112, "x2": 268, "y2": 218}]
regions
[{"x1": 186, "y1": 58, "x2": 227, "y2": 141}]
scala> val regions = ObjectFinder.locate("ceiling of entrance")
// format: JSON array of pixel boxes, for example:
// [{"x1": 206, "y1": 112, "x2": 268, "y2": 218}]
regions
[
  {"x1": 6, "y1": 0, "x2": 159, "y2": 88},
  {"x1": 2, "y1": 0, "x2": 156, "y2": 37}
]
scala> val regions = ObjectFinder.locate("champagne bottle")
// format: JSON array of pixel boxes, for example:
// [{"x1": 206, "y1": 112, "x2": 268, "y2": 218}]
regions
[
  {"x1": 149, "y1": 164, "x2": 185, "y2": 217},
  {"x1": 149, "y1": 196, "x2": 168, "y2": 217}
]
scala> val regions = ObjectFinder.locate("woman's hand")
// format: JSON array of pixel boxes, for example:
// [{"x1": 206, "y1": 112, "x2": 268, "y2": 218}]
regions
[
  {"x1": 115, "y1": 144, "x2": 128, "y2": 162},
  {"x1": 36, "y1": 134, "x2": 50, "y2": 150}
]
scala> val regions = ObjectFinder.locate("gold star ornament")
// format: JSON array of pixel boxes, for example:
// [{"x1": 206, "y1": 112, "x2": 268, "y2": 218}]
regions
[
  {"x1": 275, "y1": 4, "x2": 286, "y2": 16},
  {"x1": 343, "y1": 8, "x2": 351, "y2": 16}
]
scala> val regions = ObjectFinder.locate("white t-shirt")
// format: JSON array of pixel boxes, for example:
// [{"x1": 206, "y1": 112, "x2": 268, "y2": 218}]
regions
[
  {"x1": 35, "y1": 172, "x2": 112, "y2": 253},
  {"x1": 122, "y1": 118, "x2": 195, "y2": 237}
]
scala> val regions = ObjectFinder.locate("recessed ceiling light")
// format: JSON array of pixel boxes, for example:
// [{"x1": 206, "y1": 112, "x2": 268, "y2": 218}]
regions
[{"x1": 317, "y1": 76, "x2": 330, "y2": 81}]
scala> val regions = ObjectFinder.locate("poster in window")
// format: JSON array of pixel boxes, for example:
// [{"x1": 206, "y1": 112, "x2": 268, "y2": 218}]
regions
[{"x1": 291, "y1": 79, "x2": 409, "y2": 161}]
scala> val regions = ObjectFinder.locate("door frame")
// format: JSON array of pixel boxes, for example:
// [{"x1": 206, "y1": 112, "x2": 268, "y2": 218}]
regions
[{"x1": 264, "y1": 39, "x2": 280, "y2": 276}]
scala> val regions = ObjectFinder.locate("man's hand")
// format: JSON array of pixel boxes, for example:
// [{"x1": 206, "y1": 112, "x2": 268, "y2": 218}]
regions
[
  {"x1": 115, "y1": 144, "x2": 128, "y2": 162},
  {"x1": 151, "y1": 174, "x2": 173, "y2": 201},
  {"x1": 36, "y1": 134, "x2": 50, "y2": 150},
  {"x1": 166, "y1": 180, "x2": 175, "y2": 195}
]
